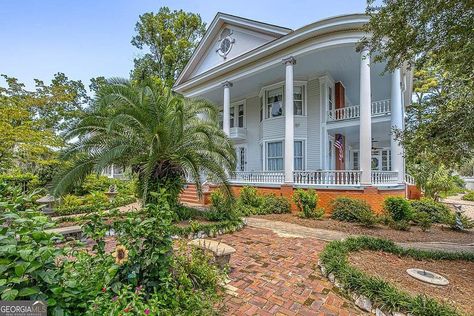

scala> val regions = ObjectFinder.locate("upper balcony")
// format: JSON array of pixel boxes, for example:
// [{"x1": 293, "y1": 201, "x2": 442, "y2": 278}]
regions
[
  {"x1": 327, "y1": 99, "x2": 391, "y2": 122},
  {"x1": 229, "y1": 127, "x2": 247, "y2": 141}
]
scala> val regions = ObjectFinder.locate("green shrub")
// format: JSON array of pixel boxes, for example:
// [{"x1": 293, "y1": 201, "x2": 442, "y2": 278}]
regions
[
  {"x1": 444, "y1": 212, "x2": 474, "y2": 230},
  {"x1": 384, "y1": 197, "x2": 413, "y2": 222},
  {"x1": 389, "y1": 219, "x2": 411, "y2": 231},
  {"x1": 258, "y1": 194, "x2": 290, "y2": 215},
  {"x1": 410, "y1": 198, "x2": 451, "y2": 223},
  {"x1": 292, "y1": 189, "x2": 324, "y2": 219},
  {"x1": 239, "y1": 186, "x2": 262, "y2": 208},
  {"x1": 208, "y1": 189, "x2": 237, "y2": 221},
  {"x1": 60, "y1": 194, "x2": 84, "y2": 208},
  {"x1": 330, "y1": 197, "x2": 376, "y2": 226},
  {"x1": 462, "y1": 191, "x2": 474, "y2": 201},
  {"x1": 175, "y1": 205, "x2": 204, "y2": 221},
  {"x1": 412, "y1": 211, "x2": 433, "y2": 231}
]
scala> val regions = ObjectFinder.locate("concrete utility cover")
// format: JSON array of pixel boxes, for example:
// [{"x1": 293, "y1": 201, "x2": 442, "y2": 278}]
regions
[{"x1": 406, "y1": 268, "x2": 449, "y2": 286}]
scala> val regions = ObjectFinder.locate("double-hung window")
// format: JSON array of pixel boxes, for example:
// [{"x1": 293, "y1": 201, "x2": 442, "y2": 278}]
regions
[
  {"x1": 294, "y1": 86, "x2": 304, "y2": 115},
  {"x1": 266, "y1": 141, "x2": 283, "y2": 170},
  {"x1": 294, "y1": 140, "x2": 304, "y2": 170},
  {"x1": 266, "y1": 88, "x2": 283, "y2": 118},
  {"x1": 237, "y1": 104, "x2": 244, "y2": 127},
  {"x1": 229, "y1": 106, "x2": 235, "y2": 128}
]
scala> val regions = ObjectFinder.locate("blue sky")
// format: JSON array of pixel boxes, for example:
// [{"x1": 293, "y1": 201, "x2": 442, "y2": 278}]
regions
[{"x1": 0, "y1": 0, "x2": 366, "y2": 89}]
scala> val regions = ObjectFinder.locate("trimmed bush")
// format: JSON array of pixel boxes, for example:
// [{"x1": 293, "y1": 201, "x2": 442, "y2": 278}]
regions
[
  {"x1": 462, "y1": 191, "x2": 474, "y2": 201},
  {"x1": 239, "y1": 186, "x2": 262, "y2": 207},
  {"x1": 384, "y1": 197, "x2": 413, "y2": 222},
  {"x1": 208, "y1": 189, "x2": 237, "y2": 221},
  {"x1": 410, "y1": 198, "x2": 451, "y2": 223},
  {"x1": 259, "y1": 194, "x2": 290, "y2": 215},
  {"x1": 330, "y1": 197, "x2": 376, "y2": 227},
  {"x1": 292, "y1": 189, "x2": 324, "y2": 219},
  {"x1": 412, "y1": 211, "x2": 433, "y2": 231}
]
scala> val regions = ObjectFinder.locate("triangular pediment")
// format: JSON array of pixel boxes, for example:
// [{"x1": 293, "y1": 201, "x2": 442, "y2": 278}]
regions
[{"x1": 175, "y1": 13, "x2": 291, "y2": 87}]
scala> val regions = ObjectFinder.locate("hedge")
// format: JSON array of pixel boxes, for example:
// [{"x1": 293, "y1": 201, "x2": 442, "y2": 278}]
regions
[
  {"x1": 54, "y1": 196, "x2": 136, "y2": 216},
  {"x1": 171, "y1": 219, "x2": 245, "y2": 238},
  {"x1": 319, "y1": 236, "x2": 473, "y2": 316}
]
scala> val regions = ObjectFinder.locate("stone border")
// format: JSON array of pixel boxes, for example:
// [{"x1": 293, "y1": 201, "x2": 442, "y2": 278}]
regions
[
  {"x1": 177, "y1": 219, "x2": 247, "y2": 240},
  {"x1": 318, "y1": 260, "x2": 408, "y2": 316}
]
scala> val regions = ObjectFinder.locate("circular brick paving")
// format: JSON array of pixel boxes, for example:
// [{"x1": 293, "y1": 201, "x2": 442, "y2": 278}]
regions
[{"x1": 212, "y1": 227, "x2": 365, "y2": 315}]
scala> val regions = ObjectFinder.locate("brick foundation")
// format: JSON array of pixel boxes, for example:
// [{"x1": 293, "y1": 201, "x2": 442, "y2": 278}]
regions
[{"x1": 182, "y1": 183, "x2": 406, "y2": 214}]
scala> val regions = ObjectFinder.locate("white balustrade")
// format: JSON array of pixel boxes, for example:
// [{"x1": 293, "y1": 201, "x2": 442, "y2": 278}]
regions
[
  {"x1": 293, "y1": 170, "x2": 361, "y2": 185},
  {"x1": 230, "y1": 171, "x2": 284, "y2": 183},
  {"x1": 371, "y1": 99, "x2": 391, "y2": 116},
  {"x1": 405, "y1": 174, "x2": 416, "y2": 185},
  {"x1": 372, "y1": 171, "x2": 399, "y2": 184},
  {"x1": 327, "y1": 99, "x2": 391, "y2": 121}
]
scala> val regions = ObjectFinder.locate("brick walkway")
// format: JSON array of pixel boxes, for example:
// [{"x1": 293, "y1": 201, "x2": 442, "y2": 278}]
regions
[{"x1": 212, "y1": 227, "x2": 365, "y2": 315}]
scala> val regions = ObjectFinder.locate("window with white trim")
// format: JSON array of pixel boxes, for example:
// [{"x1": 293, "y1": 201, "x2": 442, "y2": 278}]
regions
[
  {"x1": 294, "y1": 140, "x2": 304, "y2": 170},
  {"x1": 238, "y1": 104, "x2": 244, "y2": 127},
  {"x1": 266, "y1": 141, "x2": 283, "y2": 171},
  {"x1": 230, "y1": 106, "x2": 235, "y2": 128},
  {"x1": 266, "y1": 88, "x2": 283, "y2": 118},
  {"x1": 294, "y1": 86, "x2": 304, "y2": 115}
]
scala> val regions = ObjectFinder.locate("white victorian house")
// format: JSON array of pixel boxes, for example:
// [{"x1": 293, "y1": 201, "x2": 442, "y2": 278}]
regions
[{"x1": 174, "y1": 12, "x2": 415, "y2": 207}]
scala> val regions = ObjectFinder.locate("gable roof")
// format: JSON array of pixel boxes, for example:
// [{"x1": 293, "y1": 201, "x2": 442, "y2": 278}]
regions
[{"x1": 174, "y1": 12, "x2": 292, "y2": 87}]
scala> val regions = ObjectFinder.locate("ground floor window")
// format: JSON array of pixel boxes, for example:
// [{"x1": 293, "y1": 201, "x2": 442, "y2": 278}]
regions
[
  {"x1": 351, "y1": 149, "x2": 391, "y2": 171},
  {"x1": 294, "y1": 140, "x2": 304, "y2": 170},
  {"x1": 266, "y1": 141, "x2": 283, "y2": 170}
]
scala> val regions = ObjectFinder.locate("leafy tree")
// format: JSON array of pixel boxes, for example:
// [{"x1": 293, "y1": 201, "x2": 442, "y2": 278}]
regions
[
  {"x1": 131, "y1": 7, "x2": 206, "y2": 86},
  {"x1": 0, "y1": 74, "x2": 88, "y2": 172},
  {"x1": 362, "y1": 0, "x2": 474, "y2": 166},
  {"x1": 53, "y1": 79, "x2": 236, "y2": 204}
]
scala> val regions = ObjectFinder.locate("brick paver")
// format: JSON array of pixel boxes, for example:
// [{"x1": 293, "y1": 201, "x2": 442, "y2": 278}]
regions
[{"x1": 213, "y1": 227, "x2": 365, "y2": 315}]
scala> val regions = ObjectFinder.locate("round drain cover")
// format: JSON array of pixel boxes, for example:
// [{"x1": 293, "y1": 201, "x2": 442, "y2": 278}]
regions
[{"x1": 406, "y1": 268, "x2": 449, "y2": 286}]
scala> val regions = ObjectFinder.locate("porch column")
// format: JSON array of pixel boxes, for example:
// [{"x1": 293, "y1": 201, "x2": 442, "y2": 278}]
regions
[
  {"x1": 283, "y1": 56, "x2": 296, "y2": 183},
  {"x1": 359, "y1": 48, "x2": 372, "y2": 185},
  {"x1": 222, "y1": 81, "x2": 233, "y2": 136},
  {"x1": 391, "y1": 68, "x2": 404, "y2": 183}
]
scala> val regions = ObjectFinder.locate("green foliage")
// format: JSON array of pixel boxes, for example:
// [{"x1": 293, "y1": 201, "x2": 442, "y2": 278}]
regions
[
  {"x1": 462, "y1": 191, "x2": 474, "y2": 202},
  {"x1": 0, "y1": 73, "x2": 88, "y2": 172},
  {"x1": 55, "y1": 195, "x2": 136, "y2": 216},
  {"x1": 444, "y1": 212, "x2": 474, "y2": 231},
  {"x1": 292, "y1": 189, "x2": 324, "y2": 219},
  {"x1": 383, "y1": 197, "x2": 413, "y2": 222},
  {"x1": 171, "y1": 219, "x2": 244, "y2": 238},
  {"x1": 320, "y1": 236, "x2": 471, "y2": 316},
  {"x1": 239, "y1": 186, "x2": 262, "y2": 208},
  {"x1": 410, "y1": 198, "x2": 451, "y2": 223},
  {"x1": 208, "y1": 189, "x2": 237, "y2": 221},
  {"x1": 364, "y1": 0, "x2": 474, "y2": 166},
  {"x1": 412, "y1": 211, "x2": 433, "y2": 232},
  {"x1": 131, "y1": 7, "x2": 207, "y2": 86},
  {"x1": 258, "y1": 194, "x2": 290, "y2": 215},
  {"x1": 409, "y1": 162, "x2": 457, "y2": 201},
  {"x1": 330, "y1": 197, "x2": 376, "y2": 227},
  {"x1": 175, "y1": 205, "x2": 205, "y2": 221},
  {"x1": 53, "y1": 79, "x2": 236, "y2": 206}
]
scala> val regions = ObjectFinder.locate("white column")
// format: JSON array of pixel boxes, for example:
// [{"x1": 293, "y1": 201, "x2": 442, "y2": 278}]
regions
[
  {"x1": 391, "y1": 68, "x2": 404, "y2": 183},
  {"x1": 283, "y1": 56, "x2": 296, "y2": 183},
  {"x1": 359, "y1": 48, "x2": 372, "y2": 185},
  {"x1": 222, "y1": 81, "x2": 233, "y2": 136}
]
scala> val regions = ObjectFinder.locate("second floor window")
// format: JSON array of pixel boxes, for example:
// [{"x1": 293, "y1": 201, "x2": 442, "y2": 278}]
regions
[
  {"x1": 294, "y1": 86, "x2": 304, "y2": 115},
  {"x1": 266, "y1": 88, "x2": 283, "y2": 118}
]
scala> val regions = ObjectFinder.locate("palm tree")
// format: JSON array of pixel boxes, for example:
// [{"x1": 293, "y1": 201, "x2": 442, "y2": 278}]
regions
[{"x1": 53, "y1": 78, "x2": 236, "y2": 204}]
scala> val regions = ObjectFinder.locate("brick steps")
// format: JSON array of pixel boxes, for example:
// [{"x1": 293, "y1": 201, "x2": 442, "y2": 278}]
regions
[{"x1": 179, "y1": 184, "x2": 201, "y2": 204}]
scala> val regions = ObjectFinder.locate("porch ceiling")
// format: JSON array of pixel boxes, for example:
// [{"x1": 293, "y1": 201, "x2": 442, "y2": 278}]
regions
[
  {"x1": 195, "y1": 44, "x2": 390, "y2": 106},
  {"x1": 328, "y1": 120, "x2": 392, "y2": 148}
]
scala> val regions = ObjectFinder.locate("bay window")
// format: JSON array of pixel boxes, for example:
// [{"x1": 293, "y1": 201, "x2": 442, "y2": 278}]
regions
[
  {"x1": 263, "y1": 84, "x2": 305, "y2": 119},
  {"x1": 294, "y1": 86, "x2": 304, "y2": 115},
  {"x1": 266, "y1": 141, "x2": 283, "y2": 170},
  {"x1": 294, "y1": 140, "x2": 304, "y2": 170},
  {"x1": 266, "y1": 88, "x2": 283, "y2": 118}
]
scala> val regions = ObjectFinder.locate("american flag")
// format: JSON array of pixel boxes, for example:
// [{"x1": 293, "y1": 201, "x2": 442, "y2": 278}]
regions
[{"x1": 334, "y1": 134, "x2": 344, "y2": 162}]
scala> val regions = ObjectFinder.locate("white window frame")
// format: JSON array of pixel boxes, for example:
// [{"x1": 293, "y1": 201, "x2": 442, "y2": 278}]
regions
[
  {"x1": 294, "y1": 139, "x2": 306, "y2": 171},
  {"x1": 266, "y1": 140, "x2": 284, "y2": 171},
  {"x1": 258, "y1": 81, "x2": 307, "y2": 120},
  {"x1": 219, "y1": 100, "x2": 246, "y2": 129},
  {"x1": 262, "y1": 139, "x2": 306, "y2": 171}
]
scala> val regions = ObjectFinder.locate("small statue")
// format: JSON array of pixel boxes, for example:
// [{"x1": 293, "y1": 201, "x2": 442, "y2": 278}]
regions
[{"x1": 108, "y1": 184, "x2": 116, "y2": 193}]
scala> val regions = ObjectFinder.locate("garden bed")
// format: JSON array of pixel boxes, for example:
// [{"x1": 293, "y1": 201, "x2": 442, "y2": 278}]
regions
[
  {"x1": 348, "y1": 250, "x2": 474, "y2": 315},
  {"x1": 318, "y1": 236, "x2": 474, "y2": 316},
  {"x1": 255, "y1": 214, "x2": 474, "y2": 243}
]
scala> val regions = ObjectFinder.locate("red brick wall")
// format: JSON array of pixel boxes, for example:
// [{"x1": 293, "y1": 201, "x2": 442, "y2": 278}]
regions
[{"x1": 407, "y1": 184, "x2": 422, "y2": 200}]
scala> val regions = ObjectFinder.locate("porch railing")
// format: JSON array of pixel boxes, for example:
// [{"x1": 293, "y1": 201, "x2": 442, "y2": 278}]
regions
[
  {"x1": 327, "y1": 99, "x2": 391, "y2": 121},
  {"x1": 229, "y1": 171, "x2": 284, "y2": 183},
  {"x1": 405, "y1": 174, "x2": 416, "y2": 185},
  {"x1": 293, "y1": 170, "x2": 361, "y2": 185},
  {"x1": 372, "y1": 171, "x2": 399, "y2": 184}
]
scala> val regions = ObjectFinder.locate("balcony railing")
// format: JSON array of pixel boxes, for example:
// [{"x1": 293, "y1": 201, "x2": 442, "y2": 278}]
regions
[
  {"x1": 229, "y1": 127, "x2": 247, "y2": 140},
  {"x1": 327, "y1": 99, "x2": 391, "y2": 121},
  {"x1": 405, "y1": 174, "x2": 416, "y2": 185},
  {"x1": 372, "y1": 171, "x2": 399, "y2": 184},
  {"x1": 229, "y1": 171, "x2": 284, "y2": 183},
  {"x1": 293, "y1": 170, "x2": 361, "y2": 185}
]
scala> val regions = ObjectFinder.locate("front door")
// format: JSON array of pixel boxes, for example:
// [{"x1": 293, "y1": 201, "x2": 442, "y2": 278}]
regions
[{"x1": 236, "y1": 146, "x2": 247, "y2": 171}]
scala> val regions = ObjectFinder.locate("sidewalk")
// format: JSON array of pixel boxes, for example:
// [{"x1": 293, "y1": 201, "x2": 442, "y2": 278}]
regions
[{"x1": 246, "y1": 217, "x2": 474, "y2": 253}]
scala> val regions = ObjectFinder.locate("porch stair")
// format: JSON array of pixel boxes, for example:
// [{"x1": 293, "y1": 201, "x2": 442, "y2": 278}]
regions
[{"x1": 179, "y1": 184, "x2": 202, "y2": 205}]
